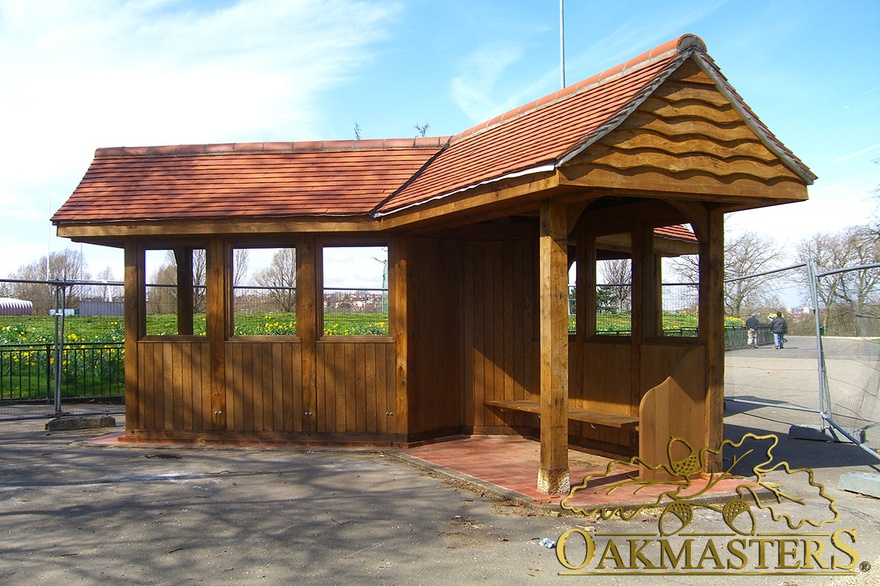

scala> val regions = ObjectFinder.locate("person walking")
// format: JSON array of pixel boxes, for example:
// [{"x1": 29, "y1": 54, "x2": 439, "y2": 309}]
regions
[
  {"x1": 745, "y1": 312, "x2": 760, "y2": 348},
  {"x1": 770, "y1": 311, "x2": 788, "y2": 349}
]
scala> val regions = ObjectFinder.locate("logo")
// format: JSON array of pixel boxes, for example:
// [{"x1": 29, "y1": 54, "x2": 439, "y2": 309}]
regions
[{"x1": 553, "y1": 434, "x2": 868, "y2": 576}]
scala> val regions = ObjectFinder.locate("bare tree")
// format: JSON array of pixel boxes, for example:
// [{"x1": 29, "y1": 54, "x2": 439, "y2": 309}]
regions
[
  {"x1": 146, "y1": 249, "x2": 209, "y2": 314},
  {"x1": 9, "y1": 249, "x2": 89, "y2": 314},
  {"x1": 797, "y1": 225, "x2": 880, "y2": 335},
  {"x1": 415, "y1": 122, "x2": 430, "y2": 138},
  {"x1": 233, "y1": 249, "x2": 249, "y2": 287},
  {"x1": 670, "y1": 231, "x2": 782, "y2": 317},
  {"x1": 253, "y1": 248, "x2": 297, "y2": 312},
  {"x1": 148, "y1": 261, "x2": 177, "y2": 314},
  {"x1": 598, "y1": 259, "x2": 631, "y2": 313}
]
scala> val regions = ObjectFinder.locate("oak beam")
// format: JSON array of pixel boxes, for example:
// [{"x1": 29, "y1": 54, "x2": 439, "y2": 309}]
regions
[{"x1": 537, "y1": 202, "x2": 570, "y2": 495}]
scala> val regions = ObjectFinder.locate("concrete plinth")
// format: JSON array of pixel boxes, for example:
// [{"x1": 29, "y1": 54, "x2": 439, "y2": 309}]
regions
[
  {"x1": 45, "y1": 415, "x2": 116, "y2": 431},
  {"x1": 839, "y1": 472, "x2": 880, "y2": 499}
]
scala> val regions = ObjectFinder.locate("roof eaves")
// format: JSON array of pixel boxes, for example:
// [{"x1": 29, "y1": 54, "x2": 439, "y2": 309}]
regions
[{"x1": 371, "y1": 163, "x2": 556, "y2": 219}]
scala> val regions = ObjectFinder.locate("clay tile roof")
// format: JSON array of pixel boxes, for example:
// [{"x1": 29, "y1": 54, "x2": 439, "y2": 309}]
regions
[
  {"x1": 52, "y1": 139, "x2": 448, "y2": 223},
  {"x1": 654, "y1": 224, "x2": 698, "y2": 242},
  {"x1": 373, "y1": 34, "x2": 814, "y2": 216},
  {"x1": 54, "y1": 34, "x2": 813, "y2": 227}
]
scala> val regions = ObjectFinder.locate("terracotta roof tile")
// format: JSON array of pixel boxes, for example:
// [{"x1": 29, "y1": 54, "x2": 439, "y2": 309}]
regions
[
  {"x1": 53, "y1": 141, "x2": 445, "y2": 223},
  {"x1": 373, "y1": 37, "x2": 697, "y2": 215},
  {"x1": 654, "y1": 224, "x2": 697, "y2": 241},
  {"x1": 54, "y1": 34, "x2": 812, "y2": 228}
]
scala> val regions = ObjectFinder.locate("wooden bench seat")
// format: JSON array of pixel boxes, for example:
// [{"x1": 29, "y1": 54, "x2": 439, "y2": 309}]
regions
[{"x1": 484, "y1": 400, "x2": 639, "y2": 429}]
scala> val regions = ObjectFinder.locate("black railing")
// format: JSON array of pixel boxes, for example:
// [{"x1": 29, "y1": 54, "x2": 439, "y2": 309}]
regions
[{"x1": 0, "y1": 342, "x2": 124, "y2": 405}]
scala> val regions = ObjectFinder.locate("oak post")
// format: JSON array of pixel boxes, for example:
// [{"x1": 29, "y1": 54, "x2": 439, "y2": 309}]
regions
[
  {"x1": 700, "y1": 207, "x2": 725, "y2": 470},
  {"x1": 206, "y1": 238, "x2": 230, "y2": 431},
  {"x1": 389, "y1": 236, "x2": 412, "y2": 442},
  {"x1": 123, "y1": 241, "x2": 144, "y2": 430},
  {"x1": 538, "y1": 202, "x2": 570, "y2": 494},
  {"x1": 297, "y1": 236, "x2": 318, "y2": 433},
  {"x1": 174, "y1": 247, "x2": 194, "y2": 336}
]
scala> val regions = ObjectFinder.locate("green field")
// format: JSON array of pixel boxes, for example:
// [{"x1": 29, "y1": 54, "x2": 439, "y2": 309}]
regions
[
  {"x1": 0, "y1": 311, "x2": 747, "y2": 343},
  {"x1": 0, "y1": 313, "x2": 390, "y2": 343}
]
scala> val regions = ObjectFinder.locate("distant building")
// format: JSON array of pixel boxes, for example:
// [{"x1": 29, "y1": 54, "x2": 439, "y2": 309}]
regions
[
  {"x1": 0, "y1": 298, "x2": 34, "y2": 316},
  {"x1": 79, "y1": 301, "x2": 124, "y2": 317}
]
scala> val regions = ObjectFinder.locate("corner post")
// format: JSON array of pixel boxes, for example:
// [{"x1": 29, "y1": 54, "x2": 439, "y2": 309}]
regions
[
  {"x1": 389, "y1": 235, "x2": 413, "y2": 443},
  {"x1": 123, "y1": 241, "x2": 145, "y2": 430},
  {"x1": 538, "y1": 202, "x2": 570, "y2": 494}
]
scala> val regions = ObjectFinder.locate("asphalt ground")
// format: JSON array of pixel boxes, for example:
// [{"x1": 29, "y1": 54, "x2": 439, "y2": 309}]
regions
[{"x1": 0, "y1": 336, "x2": 878, "y2": 585}]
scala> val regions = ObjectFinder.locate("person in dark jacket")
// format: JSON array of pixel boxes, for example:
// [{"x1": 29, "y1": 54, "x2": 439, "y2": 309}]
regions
[
  {"x1": 770, "y1": 311, "x2": 787, "y2": 349},
  {"x1": 745, "y1": 313, "x2": 760, "y2": 348}
]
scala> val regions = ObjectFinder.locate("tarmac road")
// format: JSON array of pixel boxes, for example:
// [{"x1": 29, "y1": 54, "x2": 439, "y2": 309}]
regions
[{"x1": 0, "y1": 336, "x2": 878, "y2": 585}]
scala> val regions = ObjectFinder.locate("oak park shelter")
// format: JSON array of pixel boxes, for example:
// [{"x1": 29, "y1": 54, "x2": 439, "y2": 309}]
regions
[{"x1": 53, "y1": 35, "x2": 813, "y2": 494}]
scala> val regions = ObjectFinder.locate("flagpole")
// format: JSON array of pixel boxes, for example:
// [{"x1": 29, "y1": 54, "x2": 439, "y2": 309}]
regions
[{"x1": 559, "y1": 0, "x2": 566, "y2": 88}]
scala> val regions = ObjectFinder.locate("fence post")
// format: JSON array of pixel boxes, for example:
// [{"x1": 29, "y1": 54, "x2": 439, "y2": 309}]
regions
[
  {"x1": 52, "y1": 282, "x2": 66, "y2": 417},
  {"x1": 807, "y1": 261, "x2": 831, "y2": 423}
]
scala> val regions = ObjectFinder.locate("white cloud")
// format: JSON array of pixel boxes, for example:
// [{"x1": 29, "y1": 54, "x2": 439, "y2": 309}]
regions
[
  {"x1": 833, "y1": 144, "x2": 880, "y2": 164},
  {"x1": 450, "y1": 43, "x2": 527, "y2": 122},
  {"x1": 0, "y1": 0, "x2": 401, "y2": 279}
]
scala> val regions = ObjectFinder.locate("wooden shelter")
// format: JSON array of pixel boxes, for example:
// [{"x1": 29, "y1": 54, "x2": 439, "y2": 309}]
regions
[{"x1": 53, "y1": 35, "x2": 813, "y2": 493}]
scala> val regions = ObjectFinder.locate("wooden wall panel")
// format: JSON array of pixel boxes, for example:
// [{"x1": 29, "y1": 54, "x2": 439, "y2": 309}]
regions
[
  {"x1": 225, "y1": 341, "x2": 303, "y2": 433},
  {"x1": 409, "y1": 237, "x2": 463, "y2": 435},
  {"x1": 136, "y1": 341, "x2": 210, "y2": 432},
  {"x1": 579, "y1": 342, "x2": 632, "y2": 415},
  {"x1": 135, "y1": 340, "x2": 310, "y2": 435},
  {"x1": 460, "y1": 236, "x2": 538, "y2": 430},
  {"x1": 315, "y1": 341, "x2": 395, "y2": 434},
  {"x1": 639, "y1": 343, "x2": 694, "y2": 399}
]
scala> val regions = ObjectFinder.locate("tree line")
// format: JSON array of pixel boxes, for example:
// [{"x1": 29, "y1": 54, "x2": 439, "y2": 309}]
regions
[{"x1": 2, "y1": 221, "x2": 877, "y2": 334}]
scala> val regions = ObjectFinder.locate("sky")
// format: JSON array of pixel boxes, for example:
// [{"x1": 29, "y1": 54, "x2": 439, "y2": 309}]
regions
[{"x1": 1, "y1": 0, "x2": 878, "y2": 287}]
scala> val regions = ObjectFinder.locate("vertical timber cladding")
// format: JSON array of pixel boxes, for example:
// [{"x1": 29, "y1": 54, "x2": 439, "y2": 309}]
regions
[
  {"x1": 408, "y1": 236, "x2": 462, "y2": 437},
  {"x1": 136, "y1": 341, "x2": 211, "y2": 432},
  {"x1": 314, "y1": 340, "x2": 396, "y2": 435},
  {"x1": 226, "y1": 341, "x2": 304, "y2": 433},
  {"x1": 458, "y1": 226, "x2": 538, "y2": 434}
]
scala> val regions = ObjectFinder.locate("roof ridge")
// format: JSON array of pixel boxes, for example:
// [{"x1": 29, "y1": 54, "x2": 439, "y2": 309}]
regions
[
  {"x1": 452, "y1": 34, "x2": 706, "y2": 143},
  {"x1": 95, "y1": 137, "x2": 453, "y2": 158}
]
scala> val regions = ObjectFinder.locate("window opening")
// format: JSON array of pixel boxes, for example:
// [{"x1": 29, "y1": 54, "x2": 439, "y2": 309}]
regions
[
  {"x1": 144, "y1": 248, "x2": 206, "y2": 336},
  {"x1": 322, "y1": 246, "x2": 388, "y2": 336},
  {"x1": 232, "y1": 247, "x2": 297, "y2": 336}
]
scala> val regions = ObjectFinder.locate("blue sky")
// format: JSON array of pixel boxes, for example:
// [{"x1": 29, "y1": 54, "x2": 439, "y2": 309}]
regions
[{"x1": 1, "y1": 0, "x2": 877, "y2": 285}]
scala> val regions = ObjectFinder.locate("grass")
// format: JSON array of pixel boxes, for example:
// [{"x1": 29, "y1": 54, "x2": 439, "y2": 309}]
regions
[
  {"x1": 2, "y1": 311, "x2": 748, "y2": 342},
  {"x1": 0, "y1": 313, "x2": 390, "y2": 342}
]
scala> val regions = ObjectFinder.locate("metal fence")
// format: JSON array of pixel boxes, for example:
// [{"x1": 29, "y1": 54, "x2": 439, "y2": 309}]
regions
[
  {"x1": 724, "y1": 262, "x2": 880, "y2": 462},
  {"x1": 1, "y1": 261, "x2": 877, "y2": 443},
  {"x1": 0, "y1": 342, "x2": 124, "y2": 420}
]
